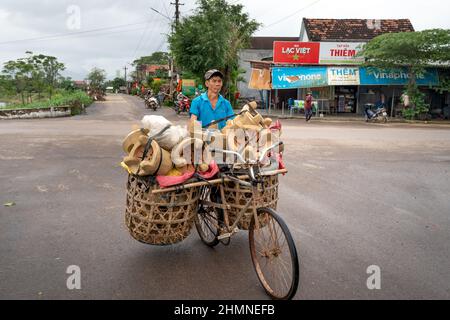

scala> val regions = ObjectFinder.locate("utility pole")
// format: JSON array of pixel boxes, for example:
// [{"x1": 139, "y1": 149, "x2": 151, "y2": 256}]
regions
[
  {"x1": 124, "y1": 65, "x2": 128, "y2": 94},
  {"x1": 170, "y1": 0, "x2": 184, "y2": 98},
  {"x1": 171, "y1": 0, "x2": 184, "y2": 28}
]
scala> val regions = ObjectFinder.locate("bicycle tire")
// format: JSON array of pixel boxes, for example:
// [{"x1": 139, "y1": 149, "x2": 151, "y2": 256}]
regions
[
  {"x1": 194, "y1": 188, "x2": 222, "y2": 247},
  {"x1": 249, "y1": 207, "x2": 299, "y2": 300}
]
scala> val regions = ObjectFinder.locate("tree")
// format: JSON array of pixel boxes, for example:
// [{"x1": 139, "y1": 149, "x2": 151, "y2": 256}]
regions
[
  {"x1": 168, "y1": 0, "x2": 260, "y2": 98},
  {"x1": 111, "y1": 77, "x2": 126, "y2": 91},
  {"x1": 2, "y1": 53, "x2": 34, "y2": 105},
  {"x1": 86, "y1": 68, "x2": 107, "y2": 91},
  {"x1": 360, "y1": 29, "x2": 450, "y2": 119},
  {"x1": 59, "y1": 76, "x2": 76, "y2": 91},
  {"x1": 2, "y1": 52, "x2": 66, "y2": 104},
  {"x1": 132, "y1": 52, "x2": 170, "y2": 66},
  {"x1": 35, "y1": 54, "x2": 65, "y2": 98},
  {"x1": 0, "y1": 74, "x2": 15, "y2": 98},
  {"x1": 23, "y1": 53, "x2": 66, "y2": 99}
]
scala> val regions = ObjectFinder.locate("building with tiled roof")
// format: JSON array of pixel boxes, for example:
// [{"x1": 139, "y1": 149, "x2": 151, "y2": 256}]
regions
[{"x1": 300, "y1": 18, "x2": 415, "y2": 42}]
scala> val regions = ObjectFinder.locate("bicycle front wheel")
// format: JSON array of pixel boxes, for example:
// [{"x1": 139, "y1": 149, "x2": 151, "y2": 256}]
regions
[{"x1": 249, "y1": 208, "x2": 299, "y2": 300}]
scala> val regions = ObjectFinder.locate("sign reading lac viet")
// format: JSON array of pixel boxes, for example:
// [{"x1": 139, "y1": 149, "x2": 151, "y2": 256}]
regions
[{"x1": 273, "y1": 41, "x2": 320, "y2": 64}]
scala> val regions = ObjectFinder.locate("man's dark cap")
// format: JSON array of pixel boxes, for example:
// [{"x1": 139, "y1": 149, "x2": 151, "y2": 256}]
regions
[{"x1": 205, "y1": 69, "x2": 224, "y2": 80}]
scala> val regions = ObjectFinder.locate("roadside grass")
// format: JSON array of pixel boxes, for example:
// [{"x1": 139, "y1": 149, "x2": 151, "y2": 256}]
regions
[{"x1": 0, "y1": 91, "x2": 93, "y2": 115}]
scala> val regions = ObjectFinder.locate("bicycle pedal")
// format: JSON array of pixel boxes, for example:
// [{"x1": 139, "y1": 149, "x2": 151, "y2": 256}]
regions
[
  {"x1": 218, "y1": 233, "x2": 232, "y2": 240},
  {"x1": 217, "y1": 228, "x2": 239, "y2": 240}
]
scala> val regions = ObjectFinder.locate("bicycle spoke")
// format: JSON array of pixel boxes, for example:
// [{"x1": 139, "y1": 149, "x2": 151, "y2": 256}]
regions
[{"x1": 250, "y1": 208, "x2": 298, "y2": 300}]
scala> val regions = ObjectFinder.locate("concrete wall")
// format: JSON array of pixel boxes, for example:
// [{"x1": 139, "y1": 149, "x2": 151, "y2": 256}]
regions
[
  {"x1": 237, "y1": 49, "x2": 273, "y2": 101},
  {"x1": 0, "y1": 106, "x2": 73, "y2": 120}
]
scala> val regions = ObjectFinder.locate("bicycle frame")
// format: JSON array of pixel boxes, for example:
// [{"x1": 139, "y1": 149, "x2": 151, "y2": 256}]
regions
[{"x1": 199, "y1": 142, "x2": 284, "y2": 238}]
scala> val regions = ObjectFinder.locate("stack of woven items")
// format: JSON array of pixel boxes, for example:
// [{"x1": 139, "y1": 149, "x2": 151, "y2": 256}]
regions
[
  {"x1": 121, "y1": 103, "x2": 284, "y2": 188},
  {"x1": 121, "y1": 115, "x2": 219, "y2": 188}
]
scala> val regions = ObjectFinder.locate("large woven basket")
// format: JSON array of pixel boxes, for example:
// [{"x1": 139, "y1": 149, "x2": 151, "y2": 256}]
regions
[
  {"x1": 125, "y1": 174, "x2": 200, "y2": 245},
  {"x1": 222, "y1": 174, "x2": 279, "y2": 230}
]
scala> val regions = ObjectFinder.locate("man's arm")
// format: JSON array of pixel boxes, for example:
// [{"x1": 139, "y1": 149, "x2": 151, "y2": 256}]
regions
[
  {"x1": 188, "y1": 99, "x2": 200, "y2": 132},
  {"x1": 225, "y1": 101, "x2": 235, "y2": 119}
]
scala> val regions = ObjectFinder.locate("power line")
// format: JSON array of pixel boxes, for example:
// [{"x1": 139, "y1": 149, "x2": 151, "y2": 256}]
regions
[
  {"x1": 0, "y1": 20, "x2": 155, "y2": 46},
  {"x1": 131, "y1": 20, "x2": 152, "y2": 59},
  {"x1": 0, "y1": 25, "x2": 152, "y2": 48},
  {"x1": 259, "y1": 0, "x2": 321, "y2": 30},
  {"x1": 140, "y1": 7, "x2": 173, "y2": 58},
  {"x1": 161, "y1": 0, "x2": 171, "y2": 18}
]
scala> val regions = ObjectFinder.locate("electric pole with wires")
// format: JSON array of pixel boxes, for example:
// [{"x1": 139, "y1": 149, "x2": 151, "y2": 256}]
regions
[
  {"x1": 170, "y1": 0, "x2": 184, "y2": 99},
  {"x1": 171, "y1": 0, "x2": 184, "y2": 28}
]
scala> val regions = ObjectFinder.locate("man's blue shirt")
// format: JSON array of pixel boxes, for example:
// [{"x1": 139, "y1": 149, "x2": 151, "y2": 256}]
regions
[{"x1": 189, "y1": 93, "x2": 235, "y2": 129}]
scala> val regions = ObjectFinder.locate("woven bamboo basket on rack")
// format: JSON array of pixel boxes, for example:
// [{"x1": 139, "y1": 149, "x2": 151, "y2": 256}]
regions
[
  {"x1": 222, "y1": 174, "x2": 279, "y2": 230},
  {"x1": 125, "y1": 174, "x2": 201, "y2": 245}
]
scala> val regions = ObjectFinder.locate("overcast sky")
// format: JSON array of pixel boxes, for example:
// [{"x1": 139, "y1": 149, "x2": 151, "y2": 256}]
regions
[{"x1": 1, "y1": 0, "x2": 449, "y2": 80}]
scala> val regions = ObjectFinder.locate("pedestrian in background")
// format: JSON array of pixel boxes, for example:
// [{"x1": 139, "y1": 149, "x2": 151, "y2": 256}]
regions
[
  {"x1": 305, "y1": 92, "x2": 313, "y2": 122},
  {"x1": 158, "y1": 90, "x2": 165, "y2": 106}
]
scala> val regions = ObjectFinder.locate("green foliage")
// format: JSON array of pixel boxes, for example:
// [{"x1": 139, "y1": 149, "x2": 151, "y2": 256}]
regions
[
  {"x1": 145, "y1": 74, "x2": 154, "y2": 87},
  {"x1": 133, "y1": 52, "x2": 170, "y2": 66},
  {"x1": 360, "y1": 29, "x2": 450, "y2": 71},
  {"x1": 1, "y1": 51, "x2": 65, "y2": 104},
  {"x1": 2, "y1": 90, "x2": 93, "y2": 110},
  {"x1": 0, "y1": 74, "x2": 15, "y2": 97},
  {"x1": 155, "y1": 68, "x2": 169, "y2": 79},
  {"x1": 86, "y1": 67, "x2": 107, "y2": 91},
  {"x1": 434, "y1": 69, "x2": 450, "y2": 94},
  {"x1": 111, "y1": 77, "x2": 126, "y2": 90},
  {"x1": 130, "y1": 87, "x2": 139, "y2": 96},
  {"x1": 360, "y1": 29, "x2": 450, "y2": 85},
  {"x1": 361, "y1": 29, "x2": 450, "y2": 120},
  {"x1": 401, "y1": 86, "x2": 429, "y2": 120},
  {"x1": 150, "y1": 79, "x2": 167, "y2": 95},
  {"x1": 168, "y1": 0, "x2": 260, "y2": 96},
  {"x1": 59, "y1": 76, "x2": 76, "y2": 91}
]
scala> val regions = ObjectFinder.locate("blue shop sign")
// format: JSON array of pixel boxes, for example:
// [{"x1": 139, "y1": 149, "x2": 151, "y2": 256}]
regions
[
  {"x1": 272, "y1": 67, "x2": 328, "y2": 89},
  {"x1": 360, "y1": 67, "x2": 439, "y2": 86}
]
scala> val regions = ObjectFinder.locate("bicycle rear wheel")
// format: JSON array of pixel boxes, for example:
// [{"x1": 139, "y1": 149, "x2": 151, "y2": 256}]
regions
[
  {"x1": 194, "y1": 187, "x2": 222, "y2": 247},
  {"x1": 249, "y1": 208, "x2": 299, "y2": 300}
]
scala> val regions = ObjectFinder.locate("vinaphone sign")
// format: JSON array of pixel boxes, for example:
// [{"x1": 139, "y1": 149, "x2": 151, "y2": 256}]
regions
[
  {"x1": 273, "y1": 41, "x2": 365, "y2": 65},
  {"x1": 271, "y1": 66, "x2": 439, "y2": 89}
]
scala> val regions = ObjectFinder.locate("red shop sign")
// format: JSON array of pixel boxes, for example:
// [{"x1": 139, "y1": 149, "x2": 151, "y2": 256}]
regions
[{"x1": 273, "y1": 41, "x2": 320, "y2": 65}]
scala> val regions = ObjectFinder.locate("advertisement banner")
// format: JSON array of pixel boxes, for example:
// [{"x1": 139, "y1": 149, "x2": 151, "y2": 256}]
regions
[
  {"x1": 272, "y1": 67, "x2": 328, "y2": 89},
  {"x1": 182, "y1": 79, "x2": 196, "y2": 96},
  {"x1": 248, "y1": 68, "x2": 272, "y2": 90},
  {"x1": 319, "y1": 42, "x2": 365, "y2": 65},
  {"x1": 273, "y1": 41, "x2": 320, "y2": 65},
  {"x1": 327, "y1": 67, "x2": 360, "y2": 85},
  {"x1": 360, "y1": 68, "x2": 439, "y2": 86}
]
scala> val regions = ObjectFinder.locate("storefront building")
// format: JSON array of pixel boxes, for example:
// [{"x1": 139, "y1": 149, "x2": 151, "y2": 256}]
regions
[{"x1": 248, "y1": 18, "x2": 449, "y2": 118}]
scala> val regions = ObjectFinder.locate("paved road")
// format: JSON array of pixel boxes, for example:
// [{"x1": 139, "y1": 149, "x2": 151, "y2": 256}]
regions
[{"x1": 1, "y1": 94, "x2": 449, "y2": 300}]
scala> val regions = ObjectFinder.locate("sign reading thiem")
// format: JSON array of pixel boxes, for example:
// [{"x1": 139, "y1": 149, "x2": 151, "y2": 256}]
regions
[
  {"x1": 319, "y1": 42, "x2": 365, "y2": 65},
  {"x1": 328, "y1": 67, "x2": 360, "y2": 85}
]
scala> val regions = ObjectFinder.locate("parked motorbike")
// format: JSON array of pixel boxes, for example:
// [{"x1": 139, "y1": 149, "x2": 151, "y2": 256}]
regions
[
  {"x1": 174, "y1": 93, "x2": 190, "y2": 114},
  {"x1": 364, "y1": 104, "x2": 388, "y2": 123},
  {"x1": 144, "y1": 93, "x2": 159, "y2": 111}
]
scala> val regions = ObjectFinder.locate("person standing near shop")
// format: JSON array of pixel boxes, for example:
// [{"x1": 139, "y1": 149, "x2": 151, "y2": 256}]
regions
[{"x1": 305, "y1": 92, "x2": 313, "y2": 122}]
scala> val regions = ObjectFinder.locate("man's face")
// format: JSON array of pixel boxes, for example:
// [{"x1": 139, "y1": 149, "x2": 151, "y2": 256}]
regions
[{"x1": 206, "y1": 76, "x2": 223, "y2": 94}]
